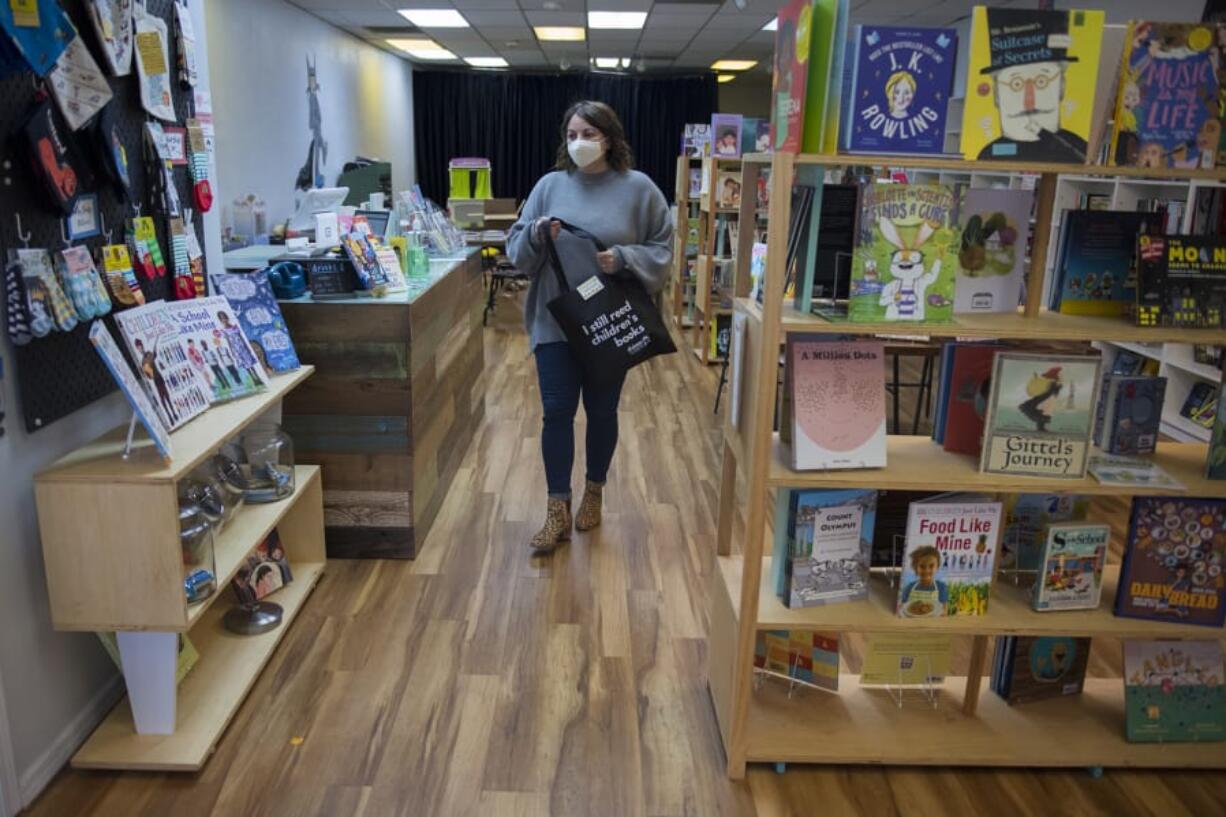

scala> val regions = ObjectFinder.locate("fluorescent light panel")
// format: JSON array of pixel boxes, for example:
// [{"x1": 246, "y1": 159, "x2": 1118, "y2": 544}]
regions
[
  {"x1": 386, "y1": 38, "x2": 457, "y2": 60},
  {"x1": 397, "y1": 9, "x2": 469, "y2": 28},
  {"x1": 535, "y1": 26, "x2": 585, "y2": 42},
  {"x1": 717, "y1": 74, "x2": 735, "y2": 83},
  {"x1": 588, "y1": 11, "x2": 646, "y2": 30},
  {"x1": 594, "y1": 57, "x2": 620, "y2": 68},
  {"x1": 466, "y1": 57, "x2": 508, "y2": 68},
  {"x1": 763, "y1": 18, "x2": 777, "y2": 32},
  {"x1": 710, "y1": 59, "x2": 757, "y2": 71}
]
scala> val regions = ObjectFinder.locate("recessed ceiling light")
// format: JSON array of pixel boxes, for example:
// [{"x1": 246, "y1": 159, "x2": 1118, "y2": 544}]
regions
[
  {"x1": 588, "y1": 11, "x2": 647, "y2": 30},
  {"x1": 397, "y1": 9, "x2": 469, "y2": 28},
  {"x1": 620, "y1": 57, "x2": 632, "y2": 69},
  {"x1": 717, "y1": 74, "x2": 736, "y2": 83},
  {"x1": 386, "y1": 38, "x2": 458, "y2": 59},
  {"x1": 593, "y1": 57, "x2": 620, "y2": 68},
  {"x1": 466, "y1": 57, "x2": 508, "y2": 68},
  {"x1": 535, "y1": 26, "x2": 585, "y2": 42},
  {"x1": 763, "y1": 18, "x2": 777, "y2": 32},
  {"x1": 711, "y1": 59, "x2": 757, "y2": 71},
  {"x1": 542, "y1": 0, "x2": 560, "y2": 8}
]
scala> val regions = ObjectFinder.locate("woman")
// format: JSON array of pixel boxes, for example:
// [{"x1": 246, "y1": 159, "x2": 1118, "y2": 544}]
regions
[{"x1": 507, "y1": 100, "x2": 672, "y2": 554}]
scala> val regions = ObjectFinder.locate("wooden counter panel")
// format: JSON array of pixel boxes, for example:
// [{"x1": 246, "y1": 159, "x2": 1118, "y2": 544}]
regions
[
  {"x1": 282, "y1": 375, "x2": 411, "y2": 417},
  {"x1": 279, "y1": 302, "x2": 408, "y2": 344}
]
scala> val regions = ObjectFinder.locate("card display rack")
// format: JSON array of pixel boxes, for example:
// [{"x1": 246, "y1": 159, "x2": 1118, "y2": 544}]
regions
[{"x1": 708, "y1": 151, "x2": 1226, "y2": 778}]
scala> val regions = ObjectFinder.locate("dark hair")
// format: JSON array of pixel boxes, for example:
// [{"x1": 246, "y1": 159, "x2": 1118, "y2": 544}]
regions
[{"x1": 554, "y1": 100, "x2": 634, "y2": 172}]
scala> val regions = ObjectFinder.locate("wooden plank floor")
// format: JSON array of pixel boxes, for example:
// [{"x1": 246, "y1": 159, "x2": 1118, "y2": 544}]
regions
[{"x1": 24, "y1": 293, "x2": 1226, "y2": 817}]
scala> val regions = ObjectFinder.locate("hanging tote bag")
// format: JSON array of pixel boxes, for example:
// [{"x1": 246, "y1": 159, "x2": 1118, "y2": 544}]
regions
[{"x1": 543, "y1": 220, "x2": 676, "y2": 384}]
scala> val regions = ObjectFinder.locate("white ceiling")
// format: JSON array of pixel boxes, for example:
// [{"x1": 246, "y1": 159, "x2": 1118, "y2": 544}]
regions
[{"x1": 284, "y1": 0, "x2": 1210, "y2": 74}]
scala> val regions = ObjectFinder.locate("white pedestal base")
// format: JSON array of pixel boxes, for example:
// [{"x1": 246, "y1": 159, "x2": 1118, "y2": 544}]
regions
[{"x1": 116, "y1": 631, "x2": 178, "y2": 735}]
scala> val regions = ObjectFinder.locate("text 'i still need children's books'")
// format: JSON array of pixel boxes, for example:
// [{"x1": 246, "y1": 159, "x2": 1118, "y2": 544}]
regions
[
  {"x1": 897, "y1": 495, "x2": 1002, "y2": 618},
  {"x1": 979, "y1": 352, "x2": 1102, "y2": 480},
  {"x1": 787, "y1": 337, "x2": 886, "y2": 471}
]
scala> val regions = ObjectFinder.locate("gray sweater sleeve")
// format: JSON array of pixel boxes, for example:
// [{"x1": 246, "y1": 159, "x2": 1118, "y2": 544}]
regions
[
  {"x1": 611, "y1": 181, "x2": 672, "y2": 295},
  {"x1": 506, "y1": 178, "x2": 546, "y2": 276}
]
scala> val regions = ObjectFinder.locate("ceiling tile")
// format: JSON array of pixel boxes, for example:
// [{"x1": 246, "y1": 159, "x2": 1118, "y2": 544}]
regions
[
  {"x1": 652, "y1": 3, "x2": 720, "y2": 16},
  {"x1": 463, "y1": 10, "x2": 526, "y2": 25},
  {"x1": 524, "y1": 11, "x2": 585, "y2": 26}
]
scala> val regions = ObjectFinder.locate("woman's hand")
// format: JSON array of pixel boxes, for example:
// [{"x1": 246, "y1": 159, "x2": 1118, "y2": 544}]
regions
[
  {"x1": 596, "y1": 249, "x2": 618, "y2": 273},
  {"x1": 533, "y1": 217, "x2": 561, "y2": 244}
]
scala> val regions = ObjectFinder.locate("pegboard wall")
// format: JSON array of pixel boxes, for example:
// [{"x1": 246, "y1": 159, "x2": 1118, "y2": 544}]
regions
[{"x1": 0, "y1": 0, "x2": 203, "y2": 432}]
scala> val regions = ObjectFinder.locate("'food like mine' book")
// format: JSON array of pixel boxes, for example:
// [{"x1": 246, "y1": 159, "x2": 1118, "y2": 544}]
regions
[
  {"x1": 1032, "y1": 522, "x2": 1109, "y2": 611},
  {"x1": 1110, "y1": 22, "x2": 1224, "y2": 169},
  {"x1": 774, "y1": 488, "x2": 877, "y2": 608},
  {"x1": 1115, "y1": 497, "x2": 1226, "y2": 628},
  {"x1": 979, "y1": 352, "x2": 1102, "y2": 480},
  {"x1": 1135, "y1": 234, "x2": 1226, "y2": 329},
  {"x1": 897, "y1": 494, "x2": 1002, "y2": 618},
  {"x1": 787, "y1": 336, "x2": 886, "y2": 470},
  {"x1": 754, "y1": 630, "x2": 839, "y2": 692},
  {"x1": 1001, "y1": 493, "x2": 1090, "y2": 573},
  {"x1": 162, "y1": 296, "x2": 270, "y2": 403},
  {"x1": 960, "y1": 7, "x2": 1104, "y2": 162},
  {"x1": 113, "y1": 300, "x2": 212, "y2": 431},
  {"x1": 842, "y1": 25, "x2": 958, "y2": 156},
  {"x1": 849, "y1": 183, "x2": 958, "y2": 324},
  {"x1": 992, "y1": 636, "x2": 1091, "y2": 705},
  {"x1": 211, "y1": 271, "x2": 301, "y2": 374},
  {"x1": 954, "y1": 188, "x2": 1034, "y2": 314},
  {"x1": 1124, "y1": 640, "x2": 1225, "y2": 742}
]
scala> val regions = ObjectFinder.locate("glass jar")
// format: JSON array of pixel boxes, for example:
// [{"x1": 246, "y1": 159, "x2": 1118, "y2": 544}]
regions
[
  {"x1": 238, "y1": 424, "x2": 296, "y2": 503},
  {"x1": 180, "y1": 503, "x2": 216, "y2": 604},
  {"x1": 207, "y1": 452, "x2": 248, "y2": 524}
]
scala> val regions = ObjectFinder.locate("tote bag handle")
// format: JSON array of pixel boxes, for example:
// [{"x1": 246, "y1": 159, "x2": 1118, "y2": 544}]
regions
[{"x1": 541, "y1": 219, "x2": 607, "y2": 293}]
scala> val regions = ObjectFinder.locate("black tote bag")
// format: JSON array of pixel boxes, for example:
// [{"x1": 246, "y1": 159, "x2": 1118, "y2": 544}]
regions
[{"x1": 542, "y1": 220, "x2": 676, "y2": 384}]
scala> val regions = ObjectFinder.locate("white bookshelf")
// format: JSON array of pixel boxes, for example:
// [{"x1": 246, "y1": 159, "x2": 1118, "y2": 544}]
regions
[{"x1": 1093, "y1": 341, "x2": 1220, "y2": 443}]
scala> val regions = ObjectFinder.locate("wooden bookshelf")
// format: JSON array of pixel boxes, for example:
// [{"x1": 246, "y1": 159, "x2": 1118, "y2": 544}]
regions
[{"x1": 707, "y1": 150, "x2": 1226, "y2": 779}]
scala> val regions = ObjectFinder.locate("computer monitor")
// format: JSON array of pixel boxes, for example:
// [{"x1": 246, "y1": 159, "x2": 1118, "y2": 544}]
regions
[
  {"x1": 356, "y1": 209, "x2": 391, "y2": 240},
  {"x1": 288, "y1": 187, "x2": 350, "y2": 232}
]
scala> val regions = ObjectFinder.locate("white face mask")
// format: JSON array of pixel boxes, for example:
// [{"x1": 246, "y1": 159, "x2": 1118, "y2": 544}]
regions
[{"x1": 568, "y1": 138, "x2": 605, "y2": 168}]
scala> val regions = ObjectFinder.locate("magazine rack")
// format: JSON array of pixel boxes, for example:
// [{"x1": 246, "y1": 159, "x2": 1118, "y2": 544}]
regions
[
  {"x1": 33, "y1": 367, "x2": 326, "y2": 772},
  {"x1": 707, "y1": 151, "x2": 1226, "y2": 778}
]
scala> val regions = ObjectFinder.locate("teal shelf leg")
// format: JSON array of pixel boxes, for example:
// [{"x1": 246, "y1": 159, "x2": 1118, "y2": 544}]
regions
[
  {"x1": 774, "y1": 762, "x2": 787, "y2": 774},
  {"x1": 1087, "y1": 766, "x2": 1103, "y2": 779}
]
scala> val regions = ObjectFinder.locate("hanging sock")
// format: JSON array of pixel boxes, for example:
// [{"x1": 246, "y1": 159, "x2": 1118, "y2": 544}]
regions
[
  {"x1": 100, "y1": 243, "x2": 144, "y2": 306},
  {"x1": 5, "y1": 258, "x2": 33, "y2": 345},
  {"x1": 186, "y1": 118, "x2": 212, "y2": 212},
  {"x1": 185, "y1": 218, "x2": 205, "y2": 295},
  {"x1": 58, "y1": 245, "x2": 111, "y2": 318},
  {"x1": 170, "y1": 217, "x2": 194, "y2": 299},
  {"x1": 16, "y1": 248, "x2": 76, "y2": 332},
  {"x1": 130, "y1": 216, "x2": 166, "y2": 278}
]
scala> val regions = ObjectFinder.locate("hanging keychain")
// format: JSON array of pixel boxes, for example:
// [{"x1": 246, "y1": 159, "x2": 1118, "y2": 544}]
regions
[{"x1": 170, "y1": 216, "x2": 193, "y2": 299}]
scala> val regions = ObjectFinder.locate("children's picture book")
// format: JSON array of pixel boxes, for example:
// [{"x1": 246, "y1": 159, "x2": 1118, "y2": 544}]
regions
[
  {"x1": 787, "y1": 336, "x2": 886, "y2": 470},
  {"x1": 897, "y1": 494, "x2": 1002, "y2": 618},
  {"x1": 1096, "y1": 375, "x2": 1166, "y2": 456},
  {"x1": 849, "y1": 183, "x2": 958, "y2": 323},
  {"x1": 716, "y1": 171, "x2": 741, "y2": 209},
  {"x1": 1088, "y1": 455, "x2": 1185, "y2": 491},
  {"x1": 1124, "y1": 640, "x2": 1225, "y2": 742},
  {"x1": 88, "y1": 320, "x2": 172, "y2": 462},
  {"x1": 754, "y1": 630, "x2": 839, "y2": 692},
  {"x1": 749, "y1": 243, "x2": 768, "y2": 303},
  {"x1": 682, "y1": 123, "x2": 711, "y2": 158},
  {"x1": 711, "y1": 113, "x2": 743, "y2": 157},
  {"x1": 859, "y1": 633, "x2": 953, "y2": 686},
  {"x1": 708, "y1": 313, "x2": 731, "y2": 360},
  {"x1": 687, "y1": 169, "x2": 702, "y2": 200},
  {"x1": 979, "y1": 352, "x2": 1102, "y2": 479},
  {"x1": 960, "y1": 7, "x2": 1104, "y2": 162},
  {"x1": 1208, "y1": 405, "x2": 1226, "y2": 480},
  {"x1": 770, "y1": 0, "x2": 816, "y2": 152},
  {"x1": 1116, "y1": 497, "x2": 1226, "y2": 628},
  {"x1": 162, "y1": 296, "x2": 270, "y2": 403},
  {"x1": 954, "y1": 188, "x2": 1034, "y2": 313},
  {"x1": 340, "y1": 231, "x2": 389, "y2": 292},
  {"x1": 1050, "y1": 211, "x2": 1152, "y2": 316},
  {"x1": 842, "y1": 26, "x2": 958, "y2": 155},
  {"x1": 113, "y1": 300, "x2": 212, "y2": 431},
  {"x1": 740, "y1": 117, "x2": 769, "y2": 154},
  {"x1": 1110, "y1": 22, "x2": 1224, "y2": 169},
  {"x1": 1032, "y1": 522, "x2": 1109, "y2": 611},
  {"x1": 729, "y1": 310, "x2": 748, "y2": 428},
  {"x1": 231, "y1": 529, "x2": 294, "y2": 605},
  {"x1": 940, "y1": 343, "x2": 997, "y2": 456},
  {"x1": 777, "y1": 489, "x2": 877, "y2": 608},
  {"x1": 992, "y1": 636, "x2": 1091, "y2": 704},
  {"x1": 809, "y1": 0, "x2": 851, "y2": 154},
  {"x1": 1135, "y1": 234, "x2": 1226, "y2": 329},
  {"x1": 1001, "y1": 493, "x2": 1089, "y2": 573},
  {"x1": 1180, "y1": 381, "x2": 1219, "y2": 429},
  {"x1": 211, "y1": 271, "x2": 301, "y2": 374}
]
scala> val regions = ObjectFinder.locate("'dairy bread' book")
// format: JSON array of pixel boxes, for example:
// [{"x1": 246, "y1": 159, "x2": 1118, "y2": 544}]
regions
[{"x1": 787, "y1": 336, "x2": 886, "y2": 470}]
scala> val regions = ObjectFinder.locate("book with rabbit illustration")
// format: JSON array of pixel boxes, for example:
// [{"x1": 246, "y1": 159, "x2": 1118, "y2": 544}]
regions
[{"x1": 848, "y1": 183, "x2": 959, "y2": 323}]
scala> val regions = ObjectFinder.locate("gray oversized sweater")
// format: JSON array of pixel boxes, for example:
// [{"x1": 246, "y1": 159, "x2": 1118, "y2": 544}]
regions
[{"x1": 506, "y1": 167, "x2": 673, "y2": 349}]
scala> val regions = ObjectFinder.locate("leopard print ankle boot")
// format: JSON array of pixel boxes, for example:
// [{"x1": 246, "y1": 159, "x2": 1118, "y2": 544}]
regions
[
  {"x1": 529, "y1": 496, "x2": 572, "y2": 553},
  {"x1": 574, "y1": 480, "x2": 604, "y2": 532}
]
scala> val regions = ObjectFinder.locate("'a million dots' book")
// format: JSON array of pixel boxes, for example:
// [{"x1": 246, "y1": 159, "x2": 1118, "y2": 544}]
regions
[{"x1": 787, "y1": 337, "x2": 886, "y2": 470}]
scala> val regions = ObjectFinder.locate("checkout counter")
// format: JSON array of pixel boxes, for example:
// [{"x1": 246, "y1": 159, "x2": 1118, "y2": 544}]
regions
[{"x1": 223, "y1": 246, "x2": 486, "y2": 558}]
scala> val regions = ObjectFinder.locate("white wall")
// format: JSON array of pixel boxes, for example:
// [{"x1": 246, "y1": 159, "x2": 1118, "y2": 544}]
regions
[{"x1": 205, "y1": 0, "x2": 416, "y2": 231}]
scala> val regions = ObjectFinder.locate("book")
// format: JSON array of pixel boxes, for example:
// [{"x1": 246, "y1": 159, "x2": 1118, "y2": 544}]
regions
[
  {"x1": 1208, "y1": 405, "x2": 1226, "y2": 479},
  {"x1": 993, "y1": 636, "x2": 1091, "y2": 704},
  {"x1": 859, "y1": 633, "x2": 952, "y2": 686},
  {"x1": 1033, "y1": 523, "x2": 1109, "y2": 611},
  {"x1": 1001, "y1": 494, "x2": 1090, "y2": 573},
  {"x1": 1135, "y1": 234, "x2": 1226, "y2": 329},
  {"x1": 708, "y1": 313, "x2": 731, "y2": 361},
  {"x1": 815, "y1": 0, "x2": 851, "y2": 154},
  {"x1": 1180, "y1": 381, "x2": 1219, "y2": 428},
  {"x1": 848, "y1": 183, "x2": 959, "y2": 323},
  {"x1": 711, "y1": 113, "x2": 743, "y2": 158},
  {"x1": 729, "y1": 310, "x2": 748, "y2": 427},
  {"x1": 897, "y1": 495, "x2": 1002, "y2": 618},
  {"x1": 716, "y1": 171, "x2": 741, "y2": 209},
  {"x1": 1110, "y1": 22, "x2": 1225, "y2": 169},
  {"x1": 1124, "y1": 640, "x2": 1226, "y2": 742},
  {"x1": 1111, "y1": 349, "x2": 1146, "y2": 375},
  {"x1": 770, "y1": 0, "x2": 814, "y2": 152},
  {"x1": 979, "y1": 352, "x2": 1102, "y2": 480},
  {"x1": 954, "y1": 188, "x2": 1034, "y2": 314},
  {"x1": 340, "y1": 231, "x2": 389, "y2": 292},
  {"x1": 939, "y1": 343, "x2": 997, "y2": 456},
  {"x1": 1116, "y1": 497, "x2": 1226, "y2": 628},
  {"x1": 688, "y1": 169, "x2": 701, "y2": 199},
  {"x1": 1096, "y1": 375, "x2": 1166, "y2": 455},
  {"x1": 754, "y1": 630, "x2": 839, "y2": 692},
  {"x1": 1088, "y1": 454, "x2": 1185, "y2": 490},
  {"x1": 776, "y1": 489, "x2": 877, "y2": 607},
  {"x1": 749, "y1": 243, "x2": 768, "y2": 303},
  {"x1": 1086, "y1": 24, "x2": 1130, "y2": 164},
  {"x1": 1050, "y1": 211, "x2": 1154, "y2": 316},
  {"x1": 162, "y1": 296, "x2": 270, "y2": 403},
  {"x1": 787, "y1": 336, "x2": 886, "y2": 470},
  {"x1": 88, "y1": 320, "x2": 172, "y2": 462},
  {"x1": 841, "y1": 26, "x2": 958, "y2": 155},
  {"x1": 211, "y1": 271, "x2": 301, "y2": 374},
  {"x1": 681, "y1": 123, "x2": 711, "y2": 158},
  {"x1": 113, "y1": 300, "x2": 212, "y2": 431},
  {"x1": 959, "y1": 7, "x2": 1105, "y2": 162},
  {"x1": 231, "y1": 529, "x2": 294, "y2": 605}
]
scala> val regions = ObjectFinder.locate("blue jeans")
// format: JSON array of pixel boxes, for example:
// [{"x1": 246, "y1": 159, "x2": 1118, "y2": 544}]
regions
[{"x1": 534, "y1": 342, "x2": 627, "y2": 498}]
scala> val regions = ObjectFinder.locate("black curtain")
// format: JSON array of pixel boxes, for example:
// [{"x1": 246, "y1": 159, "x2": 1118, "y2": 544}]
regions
[{"x1": 412, "y1": 71, "x2": 718, "y2": 206}]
